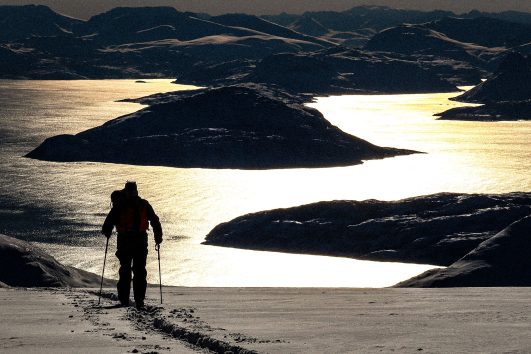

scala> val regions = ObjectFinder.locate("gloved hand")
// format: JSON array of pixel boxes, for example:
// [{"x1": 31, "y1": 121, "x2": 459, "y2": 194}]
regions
[{"x1": 154, "y1": 233, "x2": 163, "y2": 245}]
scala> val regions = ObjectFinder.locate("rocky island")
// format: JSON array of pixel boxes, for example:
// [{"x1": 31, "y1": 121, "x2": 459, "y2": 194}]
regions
[
  {"x1": 26, "y1": 85, "x2": 415, "y2": 169},
  {"x1": 204, "y1": 193, "x2": 531, "y2": 286}
]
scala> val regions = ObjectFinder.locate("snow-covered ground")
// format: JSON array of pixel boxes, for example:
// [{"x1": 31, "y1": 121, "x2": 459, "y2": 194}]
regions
[{"x1": 3, "y1": 286, "x2": 531, "y2": 353}]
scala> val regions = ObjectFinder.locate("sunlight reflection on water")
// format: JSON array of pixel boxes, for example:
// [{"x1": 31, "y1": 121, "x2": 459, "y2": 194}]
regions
[
  {"x1": 307, "y1": 92, "x2": 530, "y2": 196},
  {"x1": 1, "y1": 80, "x2": 529, "y2": 287}
]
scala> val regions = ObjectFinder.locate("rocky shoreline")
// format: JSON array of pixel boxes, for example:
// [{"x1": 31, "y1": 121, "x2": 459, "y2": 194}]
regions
[
  {"x1": 437, "y1": 52, "x2": 531, "y2": 121},
  {"x1": 398, "y1": 216, "x2": 531, "y2": 287},
  {"x1": 0, "y1": 233, "x2": 113, "y2": 288},
  {"x1": 436, "y1": 100, "x2": 531, "y2": 121},
  {"x1": 204, "y1": 193, "x2": 531, "y2": 287},
  {"x1": 2, "y1": 190, "x2": 530, "y2": 290}
]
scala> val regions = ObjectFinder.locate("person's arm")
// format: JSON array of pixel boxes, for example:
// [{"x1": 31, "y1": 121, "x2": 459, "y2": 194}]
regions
[
  {"x1": 102, "y1": 208, "x2": 117, "y2": 238},
  {"x1": 145, "y1": 201, "x2": 163, "y2": 244}
]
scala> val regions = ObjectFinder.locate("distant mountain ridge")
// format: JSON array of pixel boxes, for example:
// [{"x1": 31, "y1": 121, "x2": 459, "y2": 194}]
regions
[
  {"x1": 0, "y1": 5, "x2": 334, "y2": 79},
  {"x1": 424, "y1": 16, "x2": 531, "y2": 48},
  {"x1": 264, "y1": 6, "x2": 531, "y2": 47},
  {"x1": 264, "y1": 6, "x2": 455, "y2": 33},
  {"x1": 464, "y1": 9, "x2": 531, "y2": 25},
  {"x1": 0, "y1": 5, "x2": 329, "y2": 47},
  {"x1": 364, "y1": 24, "x2": 494, "y2": 62},
  {"x1": 0, "y1": 4, "x2": 82, "y2": 42},
  {"x1": 3, "y1": 5, "x2": 530, "y2": 48},
  {"x1": 0, "y1": 4, "x2": 530, "y2": 86},
  {"x1": 364, "y1": 17, "x2": 531, "y2": 70}
]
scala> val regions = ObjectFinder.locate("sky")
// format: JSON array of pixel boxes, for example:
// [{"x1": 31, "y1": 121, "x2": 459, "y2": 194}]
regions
[{"x1": 1, "y1": 0, "x2": 530, "y2": 19}]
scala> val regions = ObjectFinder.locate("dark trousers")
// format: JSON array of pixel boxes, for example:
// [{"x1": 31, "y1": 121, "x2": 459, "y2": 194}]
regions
[{"x1": 116, "y1": 233, "x2": 148, "y2": 305}]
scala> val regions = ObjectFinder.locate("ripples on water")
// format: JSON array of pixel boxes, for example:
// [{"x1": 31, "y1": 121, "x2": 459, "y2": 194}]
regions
[{"x1": 0, "y1": 80, "x2": 529, "y2": 287}]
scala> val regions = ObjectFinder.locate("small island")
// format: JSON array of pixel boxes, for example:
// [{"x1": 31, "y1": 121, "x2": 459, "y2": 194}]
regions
[{"x1": 26, "y1": 84, "x2": 415, "y2": 169}]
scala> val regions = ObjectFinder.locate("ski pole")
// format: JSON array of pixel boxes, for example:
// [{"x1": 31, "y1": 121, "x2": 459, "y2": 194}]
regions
[
  {"x1": 98, "y1": 236, "x2": 110, "y2": 305},
  {"x1": 156, "y1": 243, "x2": 162, "y2": 304}
]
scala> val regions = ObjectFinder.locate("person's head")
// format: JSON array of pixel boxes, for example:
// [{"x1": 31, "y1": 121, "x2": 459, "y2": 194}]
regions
[{"x1": 123, "y1": 181, "x2": 138, "y2": 199}]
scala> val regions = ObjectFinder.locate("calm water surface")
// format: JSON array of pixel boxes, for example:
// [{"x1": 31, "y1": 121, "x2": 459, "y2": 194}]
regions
[{"x1": 1, "y1": 80, "x2": 529, "y2": 287}]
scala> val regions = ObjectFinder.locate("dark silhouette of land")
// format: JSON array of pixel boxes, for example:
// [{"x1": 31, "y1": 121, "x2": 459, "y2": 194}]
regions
[
  {"x1": 454, "y1": 52, "x2": 531, "y2": 103},
  {"x1": 1, "y1": 4, "x2": 530, "y2": 95},
  {"x1": 0, "y1": 5, "x2": 329, "y2": 79},
  {"x1": 436, "y1": 100, "x2": 531, "y2": 121},
  {"x1": 398, "y1": 216, "x2": 531, "y2": 287},
  {"x1": 177, "y1": 48, "x2": 459, "y2": 94},
  {"x1": 5, "y1": 4, "x2": 531, "y2": 289},
  {"x1": 264, "y1": 6, "x2": 454, "y2": 47},
  {"x1": 437, "y1": 52, "x2": 531, "y2": 120},
  {"x1": 265, "y1": 7, "x2": 531, "y2": 47},
  {"x1": 0, "y1": 233, "x2": 114, "y2": 287},
  {"x1": 204, "y1": 192, "x2": 531, "y2": 286},
  {"x1": 26, "y1": 84, "x2": 415, "y2": 169}
]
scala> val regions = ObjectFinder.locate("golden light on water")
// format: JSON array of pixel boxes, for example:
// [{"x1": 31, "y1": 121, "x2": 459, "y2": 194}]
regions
[
  {"x1": 3, "y1": 80, "x2": 529, "y2": 287},
  {"x1": 308, "y1": 91, "x2": 531, "y2": 196}
]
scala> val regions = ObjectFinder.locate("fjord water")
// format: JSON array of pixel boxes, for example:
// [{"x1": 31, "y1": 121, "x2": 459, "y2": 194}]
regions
[{"x1": 0, "y1": 80, "x2": 529, "y2": 287}]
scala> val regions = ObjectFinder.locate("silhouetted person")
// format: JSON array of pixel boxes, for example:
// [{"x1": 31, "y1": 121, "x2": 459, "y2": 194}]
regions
[{"x1": 102, "y1": 181, "x2": 162, "y2": 309}]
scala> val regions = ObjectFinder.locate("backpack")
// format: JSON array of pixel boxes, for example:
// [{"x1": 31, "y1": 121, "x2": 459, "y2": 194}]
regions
[
  {"x1": 110, "y1": 189, "x2": 126, "y2": 209},
  {"x1": 111, "y1": 190, "x2": 150, "y2": 233}
]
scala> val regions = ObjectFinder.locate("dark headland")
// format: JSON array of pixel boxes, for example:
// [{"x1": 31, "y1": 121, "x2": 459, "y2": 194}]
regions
[
  {"x1": 398, "y1": 216, "x2": 531, "y2": 287},
  {"x1": 437, "y1": 52, "x2": 531, "y2": 121},
  {"x1": 26, "y1": 84, "x2": 415, "y2": 169},
  {"x1": 0, "y1": 233, "x2": 114, "y2": 287},
  {"x1": 436, "y1": 100, "x2": 531, "y2": 121},
  {"x1": 204, "y1": 193, "x2": 531, "y2": 286},
  {"x1": 452, "y1": 52, "x2": 531, "y2": 104}
]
